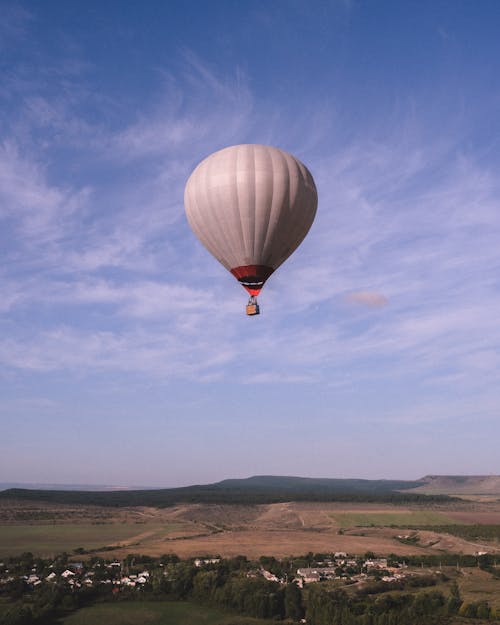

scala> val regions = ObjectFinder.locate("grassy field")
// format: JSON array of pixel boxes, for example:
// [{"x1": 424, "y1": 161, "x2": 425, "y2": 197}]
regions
[
  {"x1": 420, "y1": 568, "x2": 500, "y2": 611},
  {"x1": 456, "y1": 567, "x2": 500, "y2": 611},
  {"x1": 332, "y1": 510, "x2": 460, "y2": 528},
  {"x1": 60, "y1": 601, "x2": 275, "y2": 625},
  {"x1": 0, "y1": 523, "x2": 180, "y2": 557}
]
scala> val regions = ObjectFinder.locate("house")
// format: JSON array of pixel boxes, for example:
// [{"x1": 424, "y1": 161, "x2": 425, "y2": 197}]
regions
[
  {"x1": 194, "y1": 558, "x2": 220, "y2": 567},
  {"x1": 297, "y1": 567, "x2": 337, "y2": 583},
  {"x1": 381, "y1": 573, "x2": 405, "y2": 582},
  {"x1": 296, "y1": 568, "x2": 321, "y2": 583},
  {"x1": 261, "y1": 569, "x2": 279, "y2": 582},
  {"x1": 107, "y1": 561, "x2": 122, "y2": 569},
  {"x1": 364, "y1": 558, "x2": 388, "y2": 570},
  {"x1": 70, "y1": 562, "x2": 84, "y2": 572}
]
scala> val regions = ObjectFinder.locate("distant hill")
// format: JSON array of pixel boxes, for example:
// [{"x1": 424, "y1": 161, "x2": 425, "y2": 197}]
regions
[
  {"x1": 0, "y1": 475, "x2": 455, "y2": 507},
  {"x1": 217, "y1": 475, "x2": 425, "y2": 493},
  {"x1": 0, "y1": 482, "x2": 149, "y2": 492},
  {"x1": 406, "y1": 475, "x2": 500, "y2": 495}
]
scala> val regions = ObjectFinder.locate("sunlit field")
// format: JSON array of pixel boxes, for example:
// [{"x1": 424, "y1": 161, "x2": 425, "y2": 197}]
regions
[{"x1": 0, "y1": 523, "x2": 183, "y2": 557}]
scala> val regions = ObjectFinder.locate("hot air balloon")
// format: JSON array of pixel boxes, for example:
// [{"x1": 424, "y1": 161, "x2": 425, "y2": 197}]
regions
[{"x1": 184, "y1": 144, "x2": 318, "y2": 315}]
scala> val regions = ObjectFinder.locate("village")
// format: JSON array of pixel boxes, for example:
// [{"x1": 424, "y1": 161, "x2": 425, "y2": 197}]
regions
[
  {"x1": 2, "y1": 550, "x2": 498, "y2": 624},
  {"x1": 0, "y1": 551, "x2": 426, "y2": 594}
]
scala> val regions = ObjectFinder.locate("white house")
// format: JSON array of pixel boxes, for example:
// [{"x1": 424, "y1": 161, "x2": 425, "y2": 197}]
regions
[{"x1": 261, "y1": 569, "x2": 280, "y2": 582}]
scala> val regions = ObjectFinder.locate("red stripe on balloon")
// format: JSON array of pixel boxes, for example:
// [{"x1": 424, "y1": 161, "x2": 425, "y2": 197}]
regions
[{"x1": 230, "y1": 265, "x2": 274, "y2": 296}]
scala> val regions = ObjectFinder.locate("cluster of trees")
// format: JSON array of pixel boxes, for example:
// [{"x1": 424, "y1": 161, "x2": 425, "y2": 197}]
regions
[
  {"x1": 458, "y1": 600, "x2": 492, "y2": 619},
  {"x1": 191, "y1": 570, "x2": 301, "y2": 619},
  {"x1": 141, "y1": 556, "x2": 301, "y2": 620},
  {"x1": 0, "y1": 582, "x2": 101, "y2": 625},
  {"x1": 356, "y1": 574, "x2": 439, "y2": 597},
  {"x1": 396, "y1": 553, "x2": 498, "y2": 569},
  {"x1": 403, "y1": 524, "x2": 500, "y2": 543},
  {"x1": 306, "y1": 582, "x2": 470, "y2": 625}
]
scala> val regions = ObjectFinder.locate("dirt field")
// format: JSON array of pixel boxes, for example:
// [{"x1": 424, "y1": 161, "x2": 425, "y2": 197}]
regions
[
  {"x1": 2, "y1": 499, "x2": 500, "y2": 559},
  {"x1": 445, "y1": 510, "x2": 500, "y2": 524}
]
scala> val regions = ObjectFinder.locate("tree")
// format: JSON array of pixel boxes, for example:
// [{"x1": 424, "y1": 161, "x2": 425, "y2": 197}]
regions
[
  {"x1": 459, "y1": 602, "x2": 477, "y2": 618},
  {"x1": 476, "y1": 601, "x2": 491, "y2": 619},
  {"x1": 2, "y1": 578, "x2": 26, "y2": 601},
  {"x1": 447, "y1": 580, "x2": 462, "y2": 614},
  {"x1": 192, "y1": 570, "x2": 218, "y2": 602},
  {"x1": 169, "y1": 561, "x2": 196, "y2": 599},
  {"x1": 412, "y1": 590, "x2": 446, "y2": 616},
  {"x1": 60, "y1": 593, "x2": 77, "y2": 611},
  {"x1": 1, "y1": 605, "x2": 34, "y2": 625},
  {"x1": 284, "y1": 583, "x2": 303, "y2": 620}
]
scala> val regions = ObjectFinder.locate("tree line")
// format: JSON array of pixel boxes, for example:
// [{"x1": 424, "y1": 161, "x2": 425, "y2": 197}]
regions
[
  {"x1": 402, "y1": 524, "x2": 500, "y2": 543},
  {"x1": 0, "y1": 486, "x2": 454, "y2": 508}
]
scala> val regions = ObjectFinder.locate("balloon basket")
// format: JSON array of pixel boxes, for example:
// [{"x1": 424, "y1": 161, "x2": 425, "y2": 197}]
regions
[{"x1": 246, "y1": 297, "x2": 260, "y2": 316}]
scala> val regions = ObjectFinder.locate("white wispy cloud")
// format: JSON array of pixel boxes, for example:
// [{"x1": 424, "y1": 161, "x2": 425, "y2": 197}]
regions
[
  {"x1": 106, "y1": 53, "x2": 253, "y2": 163},
  {"x1": 0, "y1": 141, "x2": 85, "y2": 240},
  {"x1": 0, "y1": 324, "x2": 237, "y2": 378}
]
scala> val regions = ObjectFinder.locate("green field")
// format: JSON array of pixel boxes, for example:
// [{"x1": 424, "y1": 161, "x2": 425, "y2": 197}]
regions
[
  {"x1": 0, "y1": 523, "x2": 169, "y2": 557},
  {"x1": 456, "y1": 568, "x2": 500, "y2": 611},
  {"x1": 60, "y1": 601, "x2": 275, "y2": 625},
  {"x1": 332, "y1": 511, "x2": 460, "y2": 528}
]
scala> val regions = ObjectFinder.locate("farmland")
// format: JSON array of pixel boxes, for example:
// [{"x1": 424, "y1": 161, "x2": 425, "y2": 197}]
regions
[
  {"x1": 1, "y1": 498, "x2": 500, "y2": 559},
  {"x1": 0, "y1": 522, "x2": 189, "y2": 558},
  {"x1": 1, "y1": 530, "x2": 500, "y2": 625}
]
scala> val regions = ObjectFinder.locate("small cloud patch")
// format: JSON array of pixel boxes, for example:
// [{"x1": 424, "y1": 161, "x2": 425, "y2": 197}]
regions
[{"x1": 346, "y1": 291, "x2": 389, "y2": 308}]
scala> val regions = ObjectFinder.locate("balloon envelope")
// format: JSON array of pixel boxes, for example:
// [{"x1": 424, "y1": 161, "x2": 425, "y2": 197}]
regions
[{"x1": 184, "y1": 144, "x2": 317, "y2": 296}]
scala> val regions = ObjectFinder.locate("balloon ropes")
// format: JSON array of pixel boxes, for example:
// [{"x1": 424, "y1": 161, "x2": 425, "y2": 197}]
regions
[{"x1": 184, "y1": 144, "x2": 318, "y2": 315}]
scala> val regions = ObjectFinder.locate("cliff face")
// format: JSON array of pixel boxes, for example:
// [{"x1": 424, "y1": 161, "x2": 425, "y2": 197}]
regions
[{"x1": 411, "y1": 475, "x2": 500, "y2": 495}]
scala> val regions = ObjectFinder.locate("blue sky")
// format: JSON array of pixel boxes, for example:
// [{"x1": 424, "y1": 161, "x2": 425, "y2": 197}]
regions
[{"x1": 1, "y1": 0, "x2": 500, "y2": 487}]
